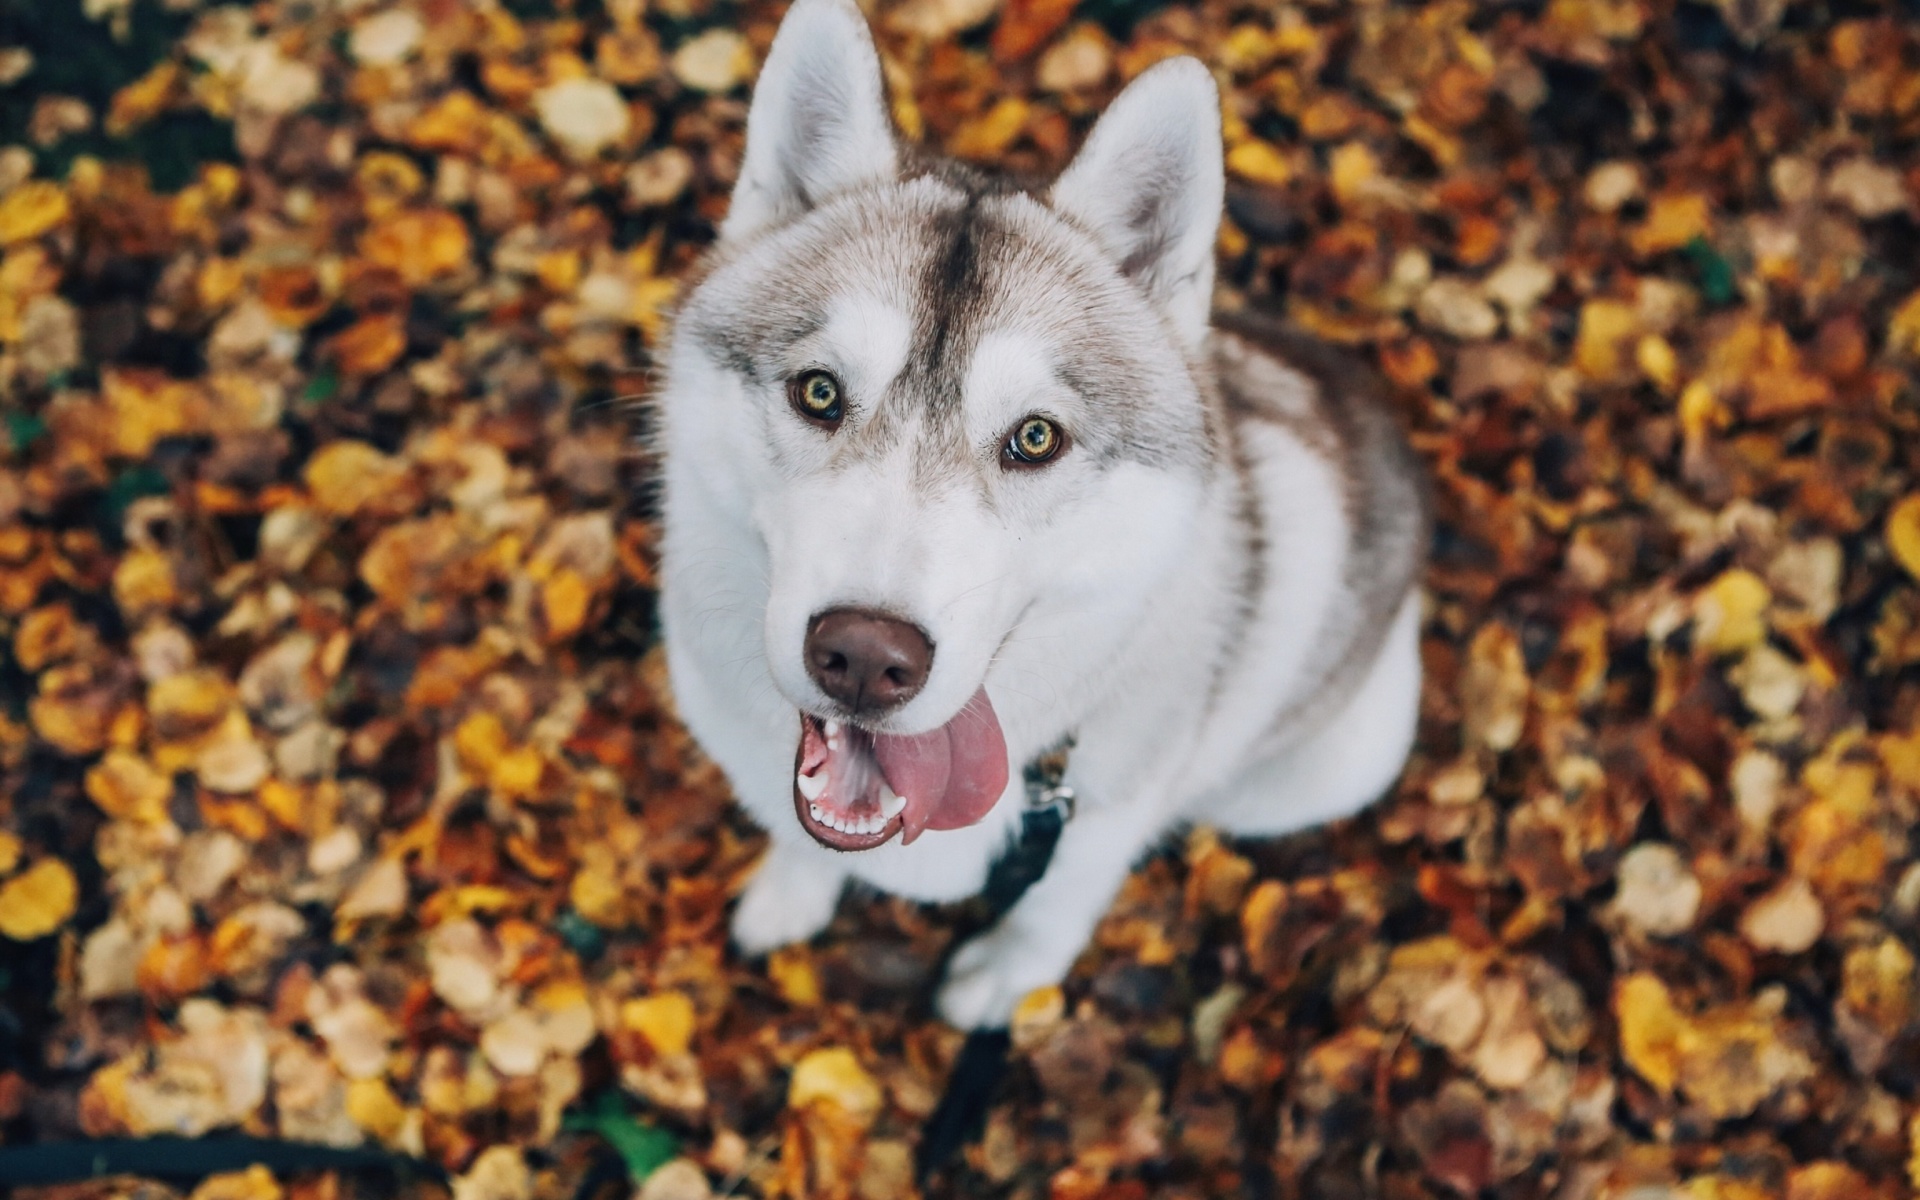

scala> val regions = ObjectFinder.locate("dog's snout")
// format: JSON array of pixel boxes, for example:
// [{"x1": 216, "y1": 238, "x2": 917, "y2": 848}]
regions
[{"x1": 805, "y1": 609, "x2": 933, "y2": 715}]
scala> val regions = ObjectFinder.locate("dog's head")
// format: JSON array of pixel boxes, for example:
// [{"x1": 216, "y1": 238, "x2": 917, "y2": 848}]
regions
[{"x1": 663, "y1": 0, "x2": 1224, "y2": 851}]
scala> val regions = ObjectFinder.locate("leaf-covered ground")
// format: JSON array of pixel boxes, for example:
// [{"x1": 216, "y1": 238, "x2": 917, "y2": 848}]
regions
[{"x1": 3, "y1": 0, "x2": 1920, "y2": 1198}]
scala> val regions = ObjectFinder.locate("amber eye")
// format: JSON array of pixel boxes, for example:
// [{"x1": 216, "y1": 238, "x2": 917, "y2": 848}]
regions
[
  {"x1": 1004, "y1": 415, "x2": 1065, "y2": 466},
  {"x1": 788, "y1": 370, "x2": 843, "y2": 424}
]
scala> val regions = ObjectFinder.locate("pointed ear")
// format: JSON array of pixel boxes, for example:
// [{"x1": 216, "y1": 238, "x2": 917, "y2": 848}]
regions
[
  {"x1": 721, "y1": 0, "x2": 898, "y2": 242},
  {"x1": 1050, "y1": 58, "x2": 1224, "y2": 348}
]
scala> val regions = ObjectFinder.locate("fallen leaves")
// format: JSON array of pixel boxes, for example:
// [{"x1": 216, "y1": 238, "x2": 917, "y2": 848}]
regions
[
  {"x1": 535, "y1": 78, "x2": 635, "y2": 160},
  {"x1": 0, "y1": 0, "x2": 1918, "y2": 1197},
  {"x1": 0, "y1": 856, "x2": 78, "y2": 941},
  {"x1": 788, "y1": 1047, "x2": 883, "y2": 1127},
  {"x1": 1615, "y1": 973, "x2": 1817, "y2": 1121},
  {"x1": 359, "y1": 209, "x2": 473, "y2": 288}
]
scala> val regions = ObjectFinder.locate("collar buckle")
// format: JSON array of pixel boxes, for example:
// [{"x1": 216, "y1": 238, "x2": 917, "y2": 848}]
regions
[{"x1": 1020, "y1": 737, "x2": 1076, "y2": 821}]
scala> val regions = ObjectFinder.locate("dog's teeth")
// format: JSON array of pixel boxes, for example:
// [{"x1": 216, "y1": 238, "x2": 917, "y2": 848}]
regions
[
  {"x1": 809, "y1": 803, "x2": 824, "y2": 823},
  {"x1": 827, "y1": 813, "x2": 844, "y2": 832},
  {"x1": 860, "y1": 815, "x2": 877, "y2": 835},
  {"x1": 881, "y1": 787, "x2": 905, "y2": 820},
  {"x1": 824, "y1": 720, "x2": 842, "y2": 741},
  {"x1": 796, "y1": 770, "x2": 826, "y2": 801}
]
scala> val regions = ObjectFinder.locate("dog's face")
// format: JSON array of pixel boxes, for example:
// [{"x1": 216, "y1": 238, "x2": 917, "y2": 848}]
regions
[{"x1": 661, "y1": 0, "x2": 1224, "y2": 852}]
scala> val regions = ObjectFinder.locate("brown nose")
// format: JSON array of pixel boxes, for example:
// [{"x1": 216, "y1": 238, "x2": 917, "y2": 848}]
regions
[{"x1": 805, "y1": 608, "x2": 933, "y2": 715}]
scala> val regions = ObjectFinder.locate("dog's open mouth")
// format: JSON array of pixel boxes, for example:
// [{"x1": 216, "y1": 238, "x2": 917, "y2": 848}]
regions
[{"x1": 792, "y1": 687, "x2": 1010, "y2": 851}]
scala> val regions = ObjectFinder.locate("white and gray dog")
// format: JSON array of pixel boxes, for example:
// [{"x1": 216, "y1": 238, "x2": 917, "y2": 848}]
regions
[{"x1": 656, "y1": 0, "x2": 1428, "y2": 1028}]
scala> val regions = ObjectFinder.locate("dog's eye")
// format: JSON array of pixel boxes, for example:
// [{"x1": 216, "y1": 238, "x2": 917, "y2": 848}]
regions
[
  {"x1": 788, "y1": 370, "x2": 844, "y2": 425},
  {"x1": 1003, "y1": 416, "x2": 1066, "y2": 467}
]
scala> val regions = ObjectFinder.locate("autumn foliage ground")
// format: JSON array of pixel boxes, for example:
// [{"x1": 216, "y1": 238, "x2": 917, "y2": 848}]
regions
[{"x1": 3, "y1": 0, "x2": 1920, "y2": 1198}]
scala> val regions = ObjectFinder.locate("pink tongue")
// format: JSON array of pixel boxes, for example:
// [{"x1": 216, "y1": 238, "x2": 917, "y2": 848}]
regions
[{"x1": 873, "y1": 688, "x2": 1009, "y2": 844}]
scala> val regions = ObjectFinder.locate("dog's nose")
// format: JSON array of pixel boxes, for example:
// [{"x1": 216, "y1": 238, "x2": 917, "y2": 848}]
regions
[{"x1": 805, "y1": 608, "x2": 933, "y2": 715}]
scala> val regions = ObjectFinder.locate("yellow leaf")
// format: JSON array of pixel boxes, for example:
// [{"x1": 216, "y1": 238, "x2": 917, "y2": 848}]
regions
[
  {"x1": 630, "y1": 276, "x2": 679, "y2": 344},
  {"x1": 0, "y1": 857, "x2": 78, "y2": 941},
  {"x1": 1574, "y1": 299, "x2": 1638, "y2": 380},
  {"x1": 346, "y1": 1078, "x2": 409, "y2": 1142},
  {"x1": 1877, "y1": 724, "x2": 1920, "y2": 791},
  {"x1": 622, "y1": 992, "x2": 696, "y2": 1057},
  {"x1": 1226, "y1": 140, "x2": 1291, "y2": 187},
  {"x1": 535, "y1": 250, "x2": 582, "y2": 294},
  {"x1": 1693, "y1": 568, "x2": 1771, "y2": 655},
  {"x1": 541, "y1": 568, "x2": 592, "y2": 641},
  {"x1": 1630, "y1": 192, "x2": 1712, "y2": 256},
  {"x1": 490, "y1": 746, "x2": 544, "y2": 800},
  {"x1": 1636, "y1": 334, "x2": 1679, "y2": 391},
  {"x1": 1009, "y1": 984, "x2": 1066, "y2": 1050},
  {"x1": 0, "y1": 181, "x2": 71, "y2": 246},
  {"x1": 197, "y1": 257, "x2": 246, "y2": 310},
  {"x1": 767, "y1": 946, "x2": 820, "y2": 1007},
  {"x1": 787, "y1": 1046, "x2": 882, "y2": 1126},
  {"x1": 1678, "y1": 380, "x2": 1727, "y2": 442},
  {"x1": 1908, "y1": 1109, "x2": 1920, "y2": 1192},
  {"x1": 1328, "y1": 141, "x2": 1379, "y2": 207},
  {"x1": 107, "y1": 62, "x2": 180, "y2": 137},
  {"x1": 1841, "y1": 937, "x2": 1915, "y2": 1031},
  {"x1": 454, "y1": 711, "x2": 513, "y2": 774},
  {"x1": 85, "y1": 751, "x2": 172, "y2": 824},
  {"x1": 1614, "y1": 971, "x2": 1685, "y2": 1093},
  {"x1": 568, "y1": 858, "x2": 626, "y2": 927},
  {"x1": 0, "y1": 831, "x2": 20, "y2": 876},
  {"x1": 188, "y1": 1167, "x2": 282, "y2": 1200},
  {"x1": 1886, "y1": 494, "x2": 1920, "y2": 581},
  {"x1": 1240, "y1": 878, "x2": 1287, "y2": 971},
  {"x1": 113, "y1": 546, "x2": 180, "y2": 619},
  {"x1": 305, "y1": 441, "x2": 409, "y2": 516},
  {"x1": 1888, "y1": 289, "x2": 1920, "y2": 356},
  {"x1": 405, "y1": 91, "x2": 489, "y2": 155}
]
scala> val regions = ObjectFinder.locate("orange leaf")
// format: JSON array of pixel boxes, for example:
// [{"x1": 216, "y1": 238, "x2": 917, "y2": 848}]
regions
[
  {"x1": 332, "y1": 312, "x2": 408, "y2": 377},
  {"x1": 359, "y1": 209, "x2": 471, "y2": 287},
  {"x1": 992, "y1": 0, "x2": 1080, "y2": 62}
]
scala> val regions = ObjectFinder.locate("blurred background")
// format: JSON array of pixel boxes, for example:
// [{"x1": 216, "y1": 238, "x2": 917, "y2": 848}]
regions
[{"x1": 3, "y1": 0, "x2": 1920, "y2": 1198}]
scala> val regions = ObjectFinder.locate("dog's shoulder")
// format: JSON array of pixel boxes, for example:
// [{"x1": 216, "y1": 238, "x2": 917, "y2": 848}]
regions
[{"x1": 1207, "y1": 306, "x2": 1431, "y2": 592}]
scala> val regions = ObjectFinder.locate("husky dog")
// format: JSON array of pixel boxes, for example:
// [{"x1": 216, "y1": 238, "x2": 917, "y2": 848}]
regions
[{"x1": 656, "y1": 0, "x2": 1428, "y2": 1028}]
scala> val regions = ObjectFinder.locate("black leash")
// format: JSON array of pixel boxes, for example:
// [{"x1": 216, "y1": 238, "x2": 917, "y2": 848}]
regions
[
  {"x1": 0, "y1": 1136, "x2": 445, "y2": 1187},
  {"x1": 915, "y1": 740, "x2": 1075, "y2": 1185}
]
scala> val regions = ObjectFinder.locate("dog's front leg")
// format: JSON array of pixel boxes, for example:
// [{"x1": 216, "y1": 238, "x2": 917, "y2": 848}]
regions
[
  {"x1": 731, "y1": 838, "x2": 850, "y2": 956},
  {"x1": 936, "y1": 803, "x2": 1161, "y2": 1029}
]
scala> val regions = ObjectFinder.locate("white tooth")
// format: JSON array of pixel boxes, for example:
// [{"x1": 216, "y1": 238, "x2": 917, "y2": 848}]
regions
[
  {"x1": 833, "y1": 814, "x2": 849, "y2": 833},
  {"x1": 796, "y1": 771, "x2": 826, "y2": 801},
  {"x1": 881, "y1": 787, "x2": 905, "y2": 820},
  {"x1": 810, "y1": 803, "x2": 824, "y2": 822},
  {"x1": 859, "y1": 815, "x2": 876, "y2": 835},
  {"x1": 825, "y1": 720, "x2": 842, "y2": 737}
]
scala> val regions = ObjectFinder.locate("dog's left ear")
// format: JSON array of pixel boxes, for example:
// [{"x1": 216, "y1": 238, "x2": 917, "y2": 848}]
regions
[
  {"x1": 721, "y1": 0, "x2": 898, "y2": 242},
  {"x1": 1051, "y1": 58, "x2": 1224, "y2": 350}
]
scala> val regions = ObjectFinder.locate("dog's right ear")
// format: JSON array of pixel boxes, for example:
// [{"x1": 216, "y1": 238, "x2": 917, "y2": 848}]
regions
[{"x1": 721, "y1": 0, "x2": 898, "y2": 242}]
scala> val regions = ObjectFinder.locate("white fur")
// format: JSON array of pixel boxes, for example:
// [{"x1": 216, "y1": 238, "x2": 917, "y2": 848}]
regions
[
  {"x1": 1050, "y1": 57, "x2": 1225, "y2": 351},
  {"x1": 657, "y1": 0, "x2": 1422, "y2": 1029},
  {"x1": 721, "y1": 0, "x2": 898, "y2": 241}
]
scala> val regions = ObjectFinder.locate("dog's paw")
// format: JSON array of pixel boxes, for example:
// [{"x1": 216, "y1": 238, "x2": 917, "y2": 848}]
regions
[
  {"x1": 729, "y1": 852, "x2": 844, "y2": 957},
  {"x1": 936, "y1": 924, "x2": 1063, "y2": 1030}
]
